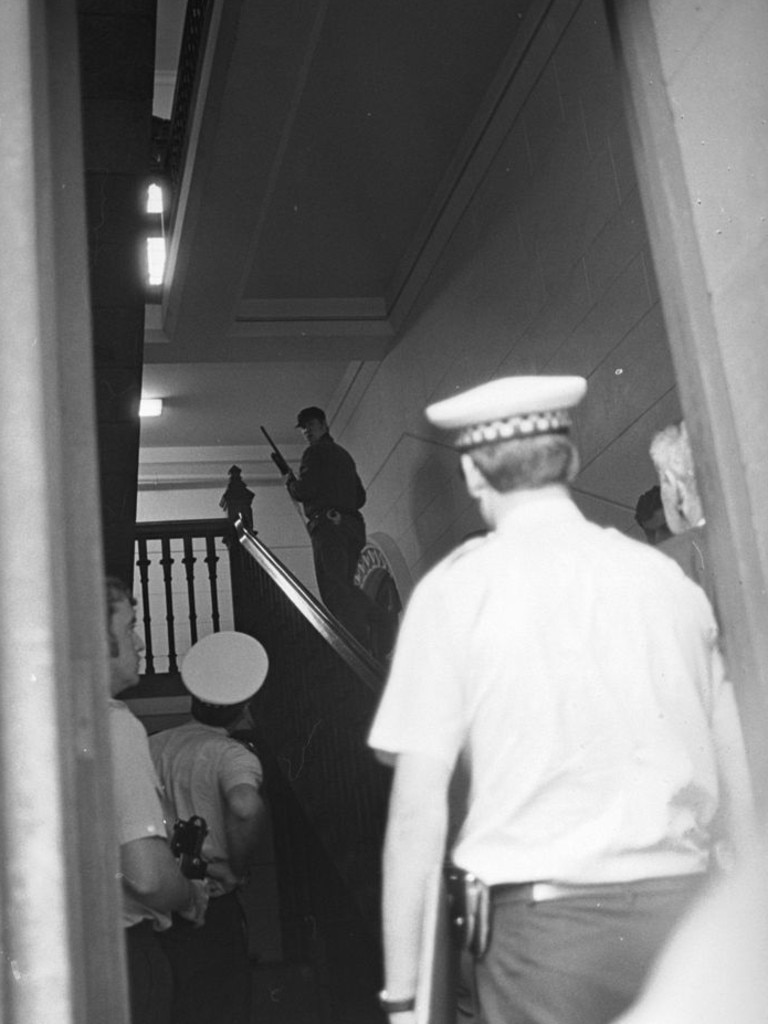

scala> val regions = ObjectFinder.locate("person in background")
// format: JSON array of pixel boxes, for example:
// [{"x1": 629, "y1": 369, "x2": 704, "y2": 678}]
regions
[
  {"x1": 106, "y1": 577, "x2": 208, "y2": 1024},
  {"x1": 285, "y1": 405, "x2": 382, "y2": 648},
  {"x1": 634, "y1": 484, "x2": 672, "y2": 545},
  {"x1": 150, "y1": 631, "x2": 268, "y2": 1024},
  {"x1": 649, "y1": 420, "x2": 714, "y2": 603},
  {"x1": 368, "y1": 376, "x2": 755, "y2": 1024}
]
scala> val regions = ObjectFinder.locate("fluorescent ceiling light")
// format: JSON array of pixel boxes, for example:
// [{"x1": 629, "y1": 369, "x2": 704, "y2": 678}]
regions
[
  {"x1": 139, "y1": 398, "x2": 163, "y2": 418},
  {"x1": 146, "y1": 236, "x2": 166, "y2": 286},
  {"x1": 146, "y1": 183, "x2": 164, "y2": 214}
]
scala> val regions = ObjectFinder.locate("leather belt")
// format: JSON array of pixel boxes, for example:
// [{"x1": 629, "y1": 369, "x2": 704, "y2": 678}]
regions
[
  {"x1": 492, "y1": 875, "x2": 705, "y2": 903},
  {"x1": 531, "y1": 881, "x2": 632, "y2": 902}
]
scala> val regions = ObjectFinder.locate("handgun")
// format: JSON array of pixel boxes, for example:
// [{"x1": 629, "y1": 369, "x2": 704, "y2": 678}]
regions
[
  {"x1": 170, "y1": 815, "x2": 208, "y2": 879},
  {"x1": 260, "y1": 425, "x2": 293, "y2": 478}
]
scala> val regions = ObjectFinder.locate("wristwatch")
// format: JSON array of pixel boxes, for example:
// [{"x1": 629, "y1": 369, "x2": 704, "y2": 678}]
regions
[{"x1": 378, "y1": 990, "x2": 416, "y2": 1014}]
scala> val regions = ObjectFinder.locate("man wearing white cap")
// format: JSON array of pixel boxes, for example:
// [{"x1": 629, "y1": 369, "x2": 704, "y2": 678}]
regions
[
  {"x1": 368, "y1": 377, "x2": 754, "y2": 1024},
  {"x1": 150, "y1": 631, "x2": 269, "y2": 1024}
]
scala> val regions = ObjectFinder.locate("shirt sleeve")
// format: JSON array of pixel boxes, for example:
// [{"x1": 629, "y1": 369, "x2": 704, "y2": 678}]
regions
[
  {"x1": 368, "y1": 569, "x2": 467, "y2": 767},
  {"x1": 355, "y1": 474, "x2": 366, "y2": 510},
  {"x1": 220, "y1": 741, "x2": 263, "y2": 794},
  {"x1": 109, "y1": 705, "x2": 167, "y2": 846},
  {"x1": 287, "y1": 446, "x2": 319, "y2": 502}
]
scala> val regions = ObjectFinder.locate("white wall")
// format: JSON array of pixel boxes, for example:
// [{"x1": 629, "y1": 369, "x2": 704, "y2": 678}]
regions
[
  {"x1": 139, "y1": 0, "x2": 682, "y2": 601},
  {"x1": 333, "y1": 0, "x2": 681, "y2": 586}
]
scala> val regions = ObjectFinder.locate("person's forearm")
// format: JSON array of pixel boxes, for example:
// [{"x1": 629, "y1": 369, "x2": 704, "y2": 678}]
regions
[
  {"x1": 225, "y1": 814, "x2": 262, "y2": 876},
  {"x1": 287, "y1": 450, "x2": 320, "y2": 502},
  {"x1": 139, "y1": 873, "x2": 194, "y2": 913},
  {"x1": 224, "y1": 786, "x2": 266, "y2": 876},
  {"x1": 121, "y1": 836, "x2": 199, "y2": 913},
  {"x1": 381, "y1": 779, "x2": 448, "y2": 999}
]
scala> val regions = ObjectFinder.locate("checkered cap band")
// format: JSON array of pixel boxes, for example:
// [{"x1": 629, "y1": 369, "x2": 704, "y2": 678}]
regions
[{"x1": 456, "y1": 408, "x2": 572, "y2": 450}]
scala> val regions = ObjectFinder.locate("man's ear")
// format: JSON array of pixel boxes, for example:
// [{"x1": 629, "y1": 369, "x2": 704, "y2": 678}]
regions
[{"x1": 461, "y1": 453, "x2": 487, "y2": 500}]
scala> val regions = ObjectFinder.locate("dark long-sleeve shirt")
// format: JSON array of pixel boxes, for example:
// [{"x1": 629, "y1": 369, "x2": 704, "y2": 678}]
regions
[{"x1": 287, "y1": 433, "x2": 366, "y2": 520}]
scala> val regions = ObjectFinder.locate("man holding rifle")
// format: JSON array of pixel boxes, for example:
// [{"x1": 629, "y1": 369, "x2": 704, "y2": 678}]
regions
[
  {"x1": 368, "y1": 376, "x2": 755, "y2": 1024},
  {"x1": 275, "y1": 405, "x2": 380, "y2": 647}
]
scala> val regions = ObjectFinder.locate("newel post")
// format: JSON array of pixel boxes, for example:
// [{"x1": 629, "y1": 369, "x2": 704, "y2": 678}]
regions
[
  {"x1": 219, "y1": 464, "x2": 255, "y2": 532},
  {"x1": 219, "y1": 466, "x2": 260, "y2": 634}
]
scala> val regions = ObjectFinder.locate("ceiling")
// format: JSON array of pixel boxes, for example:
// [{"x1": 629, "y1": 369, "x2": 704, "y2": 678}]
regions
[{"x1": 141, "y1": 0, "x2": 540, "y2": 484}]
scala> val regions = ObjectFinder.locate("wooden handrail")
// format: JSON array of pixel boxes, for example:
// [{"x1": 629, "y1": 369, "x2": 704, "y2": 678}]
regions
[{"x1": 234, "y1": 516, "x2": 386, "y2": 693}]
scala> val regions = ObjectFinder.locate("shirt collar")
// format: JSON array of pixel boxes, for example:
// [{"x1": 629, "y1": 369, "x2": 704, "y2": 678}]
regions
[{"x1": 495, "y1": 486, "x2": 584, "y2": 535}]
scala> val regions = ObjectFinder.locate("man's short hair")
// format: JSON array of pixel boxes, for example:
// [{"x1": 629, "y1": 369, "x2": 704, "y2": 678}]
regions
[
  {"x1": 649, "y1": 421, "x2": 695, "y2": 482},
  {"x1": 105, "y1": 576, "x2": 134, "y2": 657},
  {"x1": 468, "y1": 434, "x2": 579, "y2": 493},
  {"x1": 649, "y1": 420, "x2": 703, "y2": 534},
  {"x1": 106, "y1": 576, "x2": 132, "y2": 616},
  {"x1": 296, "y1": 406, "x2": 326, "y2": 427},
  {"x1": 191, "y1": 697, "x2": 250, "y2": 729}
]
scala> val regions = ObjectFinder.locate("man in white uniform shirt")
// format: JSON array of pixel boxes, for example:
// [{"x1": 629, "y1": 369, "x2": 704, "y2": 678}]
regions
[
  {"x1": 107, "y1": 577, "x2": 208, "y2": 1024},
  {"x1": 150, "y1": 632, "x2": 269, "y2": 1024},
  {"x1": 368, "y1": 377, "x2": 754, "y2": 1024}
]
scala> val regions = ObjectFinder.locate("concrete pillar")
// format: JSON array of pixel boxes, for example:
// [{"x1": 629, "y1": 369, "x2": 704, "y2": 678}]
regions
[{"x1": 0, "y1": 2, "x2": 130, "y2": 1020}]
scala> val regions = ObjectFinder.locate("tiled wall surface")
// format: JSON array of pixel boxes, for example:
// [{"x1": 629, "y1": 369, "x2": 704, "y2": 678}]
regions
[{"x1": 334, "y1": 0, "x2": 683, "y2": 595}]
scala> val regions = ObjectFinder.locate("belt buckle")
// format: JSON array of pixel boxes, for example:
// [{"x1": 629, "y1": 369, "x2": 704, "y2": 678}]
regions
[
  {"x1": 530, "y1": 882, "x2": 564, "y2": 902},
  {"x1": 530, "y1": 882, "x2": 597, "y2": 902}
]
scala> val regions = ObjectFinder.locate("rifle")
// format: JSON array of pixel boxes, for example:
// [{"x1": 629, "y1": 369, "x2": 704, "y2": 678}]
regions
[
  {"x1": 260, "y1": 425, "x2": 293, "y2": 478},
  {"x1": 261, "y1": 425, "x2": 308, "y2": 530}
]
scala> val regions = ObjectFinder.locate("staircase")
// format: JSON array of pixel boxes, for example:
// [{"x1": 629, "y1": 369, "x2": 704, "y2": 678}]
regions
[{"x1": 127, "y1": 509, "x2": 395, "y2": 1022}]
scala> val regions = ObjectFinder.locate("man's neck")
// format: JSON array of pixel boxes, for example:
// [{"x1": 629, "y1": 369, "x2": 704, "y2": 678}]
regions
[{"x1": 487, "y1": 483, "x2": 570, "y2": 529}]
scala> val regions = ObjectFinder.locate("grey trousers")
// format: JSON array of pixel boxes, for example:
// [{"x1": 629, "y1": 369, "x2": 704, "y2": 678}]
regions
[{"x1": 472, "y1": 875, "x2": 706, "y2": 1024}]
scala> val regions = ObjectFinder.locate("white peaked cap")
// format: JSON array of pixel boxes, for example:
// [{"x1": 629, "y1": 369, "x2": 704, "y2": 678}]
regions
[
  {"x1": 426, "y1": 375, "x2": 587, "y2": 449},
  {"x1": 181, "y1": 631, "x2": 269, "y2": 705}
]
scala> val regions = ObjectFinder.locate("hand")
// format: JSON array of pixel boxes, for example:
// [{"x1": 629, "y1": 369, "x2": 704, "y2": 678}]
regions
[
  {"x1": 205, "y1": 861, "x2": 246, "y2": 897},
  {"x1": 178, "y1": 879, "x2": 208, "y2": 927},
  {"x1": 282, "y1": 471, "x2": 295, "y2": 485}
]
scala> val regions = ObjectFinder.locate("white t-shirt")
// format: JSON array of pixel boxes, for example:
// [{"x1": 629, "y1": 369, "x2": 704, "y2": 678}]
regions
[
  {"x1": 150, "y1": 721, "x2": 262, "y2": 887},
  {"x1": 369, "y1": 489, "x2": 743, "y2": 885}
]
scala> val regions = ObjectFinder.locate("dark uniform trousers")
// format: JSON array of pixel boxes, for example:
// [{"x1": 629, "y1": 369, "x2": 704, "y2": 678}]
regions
[
  {"x1": 472, "y1": 875, "x2": 705, "y2": 1024},
  {"x1": 309, "y1": 509, "x2": 373, "y2": 644},
  {"x1": 158, "y1": 892, "x2": 252, "y2": 1024},
  {"x1": 125, "y1": 919, "x2": 173, "y2": 1024}
]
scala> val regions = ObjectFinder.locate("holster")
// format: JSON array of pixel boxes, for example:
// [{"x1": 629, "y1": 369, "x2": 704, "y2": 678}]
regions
[{"x1": 444, "y1": 864, "x2": 491, "y2": 959}]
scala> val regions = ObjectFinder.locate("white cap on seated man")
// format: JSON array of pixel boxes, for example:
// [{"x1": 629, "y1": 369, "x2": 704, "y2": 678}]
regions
[
  {"x1": 181, "y1": 629, "x2": 269, "y2": 712},
  {"x1": 149, "y1": 631, "x2": 270, "y2": 1024}
]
